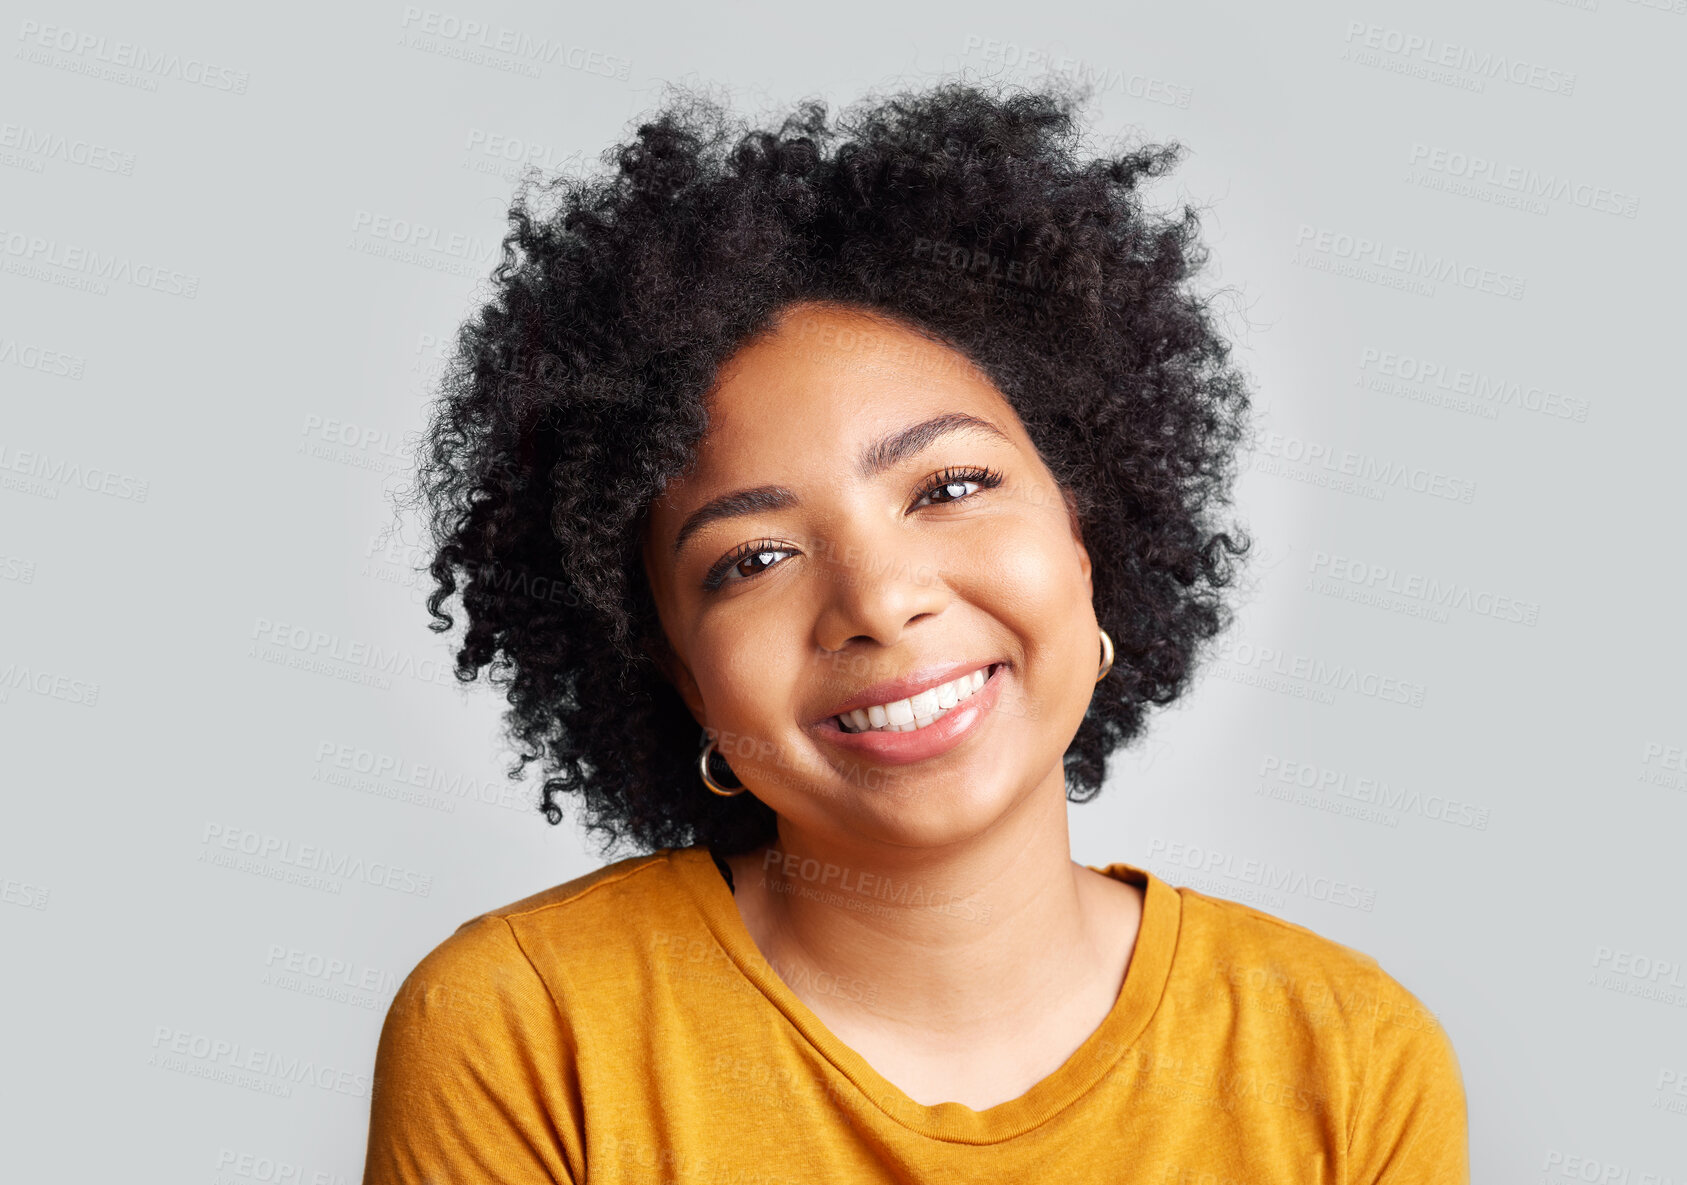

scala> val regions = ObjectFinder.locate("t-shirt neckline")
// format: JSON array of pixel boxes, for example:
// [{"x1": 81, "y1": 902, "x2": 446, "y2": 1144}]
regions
[{"x1": 668, "y1": 845, "x2": 1182, "y2": 1144}]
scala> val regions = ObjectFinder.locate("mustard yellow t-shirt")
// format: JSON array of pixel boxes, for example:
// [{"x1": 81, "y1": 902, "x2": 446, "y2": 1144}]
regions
[{"x1": 361, "y1": 846, "x2": 1467, "y2": 1183}]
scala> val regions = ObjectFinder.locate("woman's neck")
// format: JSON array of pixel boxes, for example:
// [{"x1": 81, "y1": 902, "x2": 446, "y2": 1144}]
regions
[{"x1": 722, "y1": 765, "x2": 1144, "y2": 1065}]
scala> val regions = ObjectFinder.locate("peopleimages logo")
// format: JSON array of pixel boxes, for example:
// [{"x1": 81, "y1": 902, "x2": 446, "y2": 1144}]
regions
[
  {"x1": 1639, "y1": 741, "x2": 1687, "y2": 794},
  {"x1": 759, "y1": 847, "x2": 993, "y2": 923},
  {"x1": 2, "y1": 875, "x2": 50, "y2": 910},
  {"x1": 1294, "y1": 224, "x2": 1525, "y2": 300},
  {"x1": 149, "y1": 1025, "x2": 369, "y2": 1098},
  {"x1": 311, "y1": 738, "x2": 536, "y2": 814},
  {"x1": 1357, "y1": 346, "x2": 1590, "y2": 423},
  {"x1": 349, "y1": 210, "x2": 498, "y2": 264},
  {"x1": 1340, "y1": 22, "x2": 1576, "y2": 96},
  {"x1": 1308, "y1": 550, "x2": 1541, "y2": 627},
  {"x1": 199, "y1": 822, "x2": 433, "y2": 897},
  {"x1": 248, "y1": 616, "x2": 458, "y2": 689},
  {"x1": 0, "y1": 121, "x2": 136, "y2": 175},
  {"x1": 1147, "y1": 839, "x2": 1378, "y2": 912},
  {"x1": 0, "y1": 227, "x2": 200, "y2": 297},
  {"x1": 1591, "y1": 945, "x2": 1687, "y2": 989},
  {"x1": 1257, "y1": 755, "x2": 1493, "y2": 830},
  {"x1": 1542, "y1": 1149, "x2": 1681, "y2": 1184},
  {"x1": 1246, "y1": 429, "x2": 1477, "y2": 505},
  {"x1": 15, "y1": 20, "x2": 252, "y2": 93},
  {"x1": 397, "y1": 7, "x2": 631, "y2": 80},
  {"x1": 1587, "y1": 942, "x2": 1687, "y2": 1009},
  {"x1": 0, "y1": 660, "x2": 100, "y2": 707},
  {"x1": 1212, "y1": 638, "x2": 1428, "y2": 708},
  {"x1": 463, "y1": 127, "x2": 582, "y2": 174},
  {"x1": 0, "y1": 442, "x2": 150, "y2": 502},
  {"x1": 1408, "y1": 144, "x2": 1638, "y2": 219},
  {"x1": 0, "y1": 335, "x2": 86, "y2": 380},
  {"x1": 264, "y1": 943, "x2": 399, "y2": 999},
  {"x1": 959, "y1": 35, "x2": 1194, "y2": 108}
]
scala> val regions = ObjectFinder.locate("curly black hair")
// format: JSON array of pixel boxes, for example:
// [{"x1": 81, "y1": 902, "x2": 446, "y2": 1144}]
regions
[{"x1": 400, "y1": 77, "x2": 1253, "y2": 859}]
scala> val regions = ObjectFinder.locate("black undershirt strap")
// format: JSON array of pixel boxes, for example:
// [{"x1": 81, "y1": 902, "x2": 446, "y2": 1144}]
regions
[{"x1": 710, "y1": 848, "x2": 735, "y2": 895}]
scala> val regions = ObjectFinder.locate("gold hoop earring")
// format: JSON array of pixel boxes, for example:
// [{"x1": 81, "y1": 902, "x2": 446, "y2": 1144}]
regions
[
  {"x1": 1096, "y1": 627, "x2": 1114, "y2": 682},
  {"x1": 698, "y1": 736, "x2": 748, "y2": 797}
]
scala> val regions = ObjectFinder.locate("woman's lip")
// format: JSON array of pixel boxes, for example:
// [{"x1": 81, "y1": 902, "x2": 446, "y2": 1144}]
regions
[
  {"x1": 813, "y1": 658, "x2": 1004, "y2": 725},
  {"x1": 811, "y1": 663, "x2": 1005, "y2": 766}
]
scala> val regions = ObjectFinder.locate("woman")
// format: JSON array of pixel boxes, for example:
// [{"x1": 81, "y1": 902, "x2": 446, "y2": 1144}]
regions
[{"x1": 365, "y1": 80, "x2": 1467, "y2": 1182}]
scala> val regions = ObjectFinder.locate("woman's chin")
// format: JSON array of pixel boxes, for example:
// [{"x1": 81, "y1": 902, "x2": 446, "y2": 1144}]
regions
[{"x1": 831, "y1": 771, "x2": 1034, "y2": 850}]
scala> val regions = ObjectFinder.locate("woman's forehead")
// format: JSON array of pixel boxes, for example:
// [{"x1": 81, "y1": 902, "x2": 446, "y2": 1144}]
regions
[
  {"x1": 697, "y1": 305, "x2": 1014, "y2": 453},
  {"x1": 754, "y1": 302, "x2": 995, "y2": 384}
]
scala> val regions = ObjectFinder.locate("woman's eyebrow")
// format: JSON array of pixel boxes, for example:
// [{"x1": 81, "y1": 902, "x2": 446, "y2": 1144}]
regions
[{"x1": 671, "y1": 412, "x2": 1012, "y2": 556}]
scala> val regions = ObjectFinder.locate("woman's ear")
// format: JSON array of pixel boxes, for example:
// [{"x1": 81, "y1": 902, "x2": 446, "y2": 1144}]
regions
[{"x1": 1061, "y1": 485, "x2": 1093, "y2": 601}]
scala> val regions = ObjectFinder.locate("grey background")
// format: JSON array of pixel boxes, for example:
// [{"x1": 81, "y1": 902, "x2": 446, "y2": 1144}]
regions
[{"x1": 2, "y1": 0, "x2": 1683, "y2": 1181}]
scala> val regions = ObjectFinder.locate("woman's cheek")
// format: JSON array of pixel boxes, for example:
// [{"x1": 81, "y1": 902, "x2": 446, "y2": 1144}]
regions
[
  {"x1": 976, "y1": 516, "x2": 1084, "y2": 615},
  {"x1": 972, "y1": 516, "x2": 1096, "y2": 723}
]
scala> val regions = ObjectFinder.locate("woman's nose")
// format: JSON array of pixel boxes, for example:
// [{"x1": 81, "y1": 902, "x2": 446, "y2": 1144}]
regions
[{"x1": 810, "y1": 523, "x2": 952, "y2": 653}]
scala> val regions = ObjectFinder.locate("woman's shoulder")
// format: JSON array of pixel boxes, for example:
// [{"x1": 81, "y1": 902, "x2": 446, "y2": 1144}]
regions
[
  {"x1": 1172, "y1": 885, "x2": 1468, "y2": 1174},
  {"x1": 1170, "y1": 879, "x2": 1388, "y2": 986},
  {"x1": 365, "y1": 855, "x2": 693, "y2": 1183},
  {"x1": 1165, "y1": 878, "x2": 1458, "y2": 1070},
  {"x1": 389, "y1": 848, "x2": 691, "y2": 1015},
  {"x1": 1131, "y1": 879, "x2": 1468, "y2": 1176},
  {"x1": 1165, "y1": 880, "x2": 1463, "y2": 1117},
  {"x1": 466, "y1": 848, "x2": 679, "y2": 934}
]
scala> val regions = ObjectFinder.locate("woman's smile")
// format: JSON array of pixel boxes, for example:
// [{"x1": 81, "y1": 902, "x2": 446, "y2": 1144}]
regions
[{"x1": 811, "y1": 660, "x2": 1009, "y2": 766}]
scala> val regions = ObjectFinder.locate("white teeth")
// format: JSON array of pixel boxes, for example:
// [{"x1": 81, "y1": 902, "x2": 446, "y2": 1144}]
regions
[{"x1": 837, "y1": 666, "x2": 993, "y2": 734}]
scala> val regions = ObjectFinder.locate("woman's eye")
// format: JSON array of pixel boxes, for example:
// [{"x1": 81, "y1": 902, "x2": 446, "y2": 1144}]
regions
[
  {"x1": 707, "y1": 544, "x2": 796, "y2": 590},
  {"x1": 912, "y1": 466, "x2": 1003, "y2": 509},
  {"x1": 732, "y1": 548, "x2": 790, "y2": 580},
  {"x1": 918, "y1": 479, "x2": 979, "y2": 506}
]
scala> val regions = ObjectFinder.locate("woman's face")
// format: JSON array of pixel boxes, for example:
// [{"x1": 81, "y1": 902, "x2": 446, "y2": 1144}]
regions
[{"x1": 641, "y1": 302, "x2": 1099, "y2": 849}]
